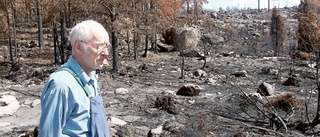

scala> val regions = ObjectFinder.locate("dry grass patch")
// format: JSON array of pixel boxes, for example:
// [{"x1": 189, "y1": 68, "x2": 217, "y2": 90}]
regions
[{"x1": 268, "y1": 92, "x2": 302, "y2": 111}]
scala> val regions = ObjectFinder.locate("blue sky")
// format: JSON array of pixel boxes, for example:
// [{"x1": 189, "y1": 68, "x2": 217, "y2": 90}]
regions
[{"x1": 203, "y1": 0, "x2": 301, "y2": 10}]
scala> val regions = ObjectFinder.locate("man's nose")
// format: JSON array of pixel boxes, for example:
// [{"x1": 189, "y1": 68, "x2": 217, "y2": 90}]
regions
[{"x1": 100, "y1": 48, "x2": 109, "y2": 55}]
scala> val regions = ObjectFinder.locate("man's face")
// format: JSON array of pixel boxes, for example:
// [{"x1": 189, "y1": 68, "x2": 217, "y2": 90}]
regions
[{"x1": 81, "y1": 40, "x2": 109, "y2": 71}]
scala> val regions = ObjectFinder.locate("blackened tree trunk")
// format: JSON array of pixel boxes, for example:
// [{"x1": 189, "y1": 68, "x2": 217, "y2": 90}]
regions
[
  {"x1": 111, "y1": 3, "x2": 119, "y2": 72},
  {"x1": 126, "y1": 30, "x2": 130, "y2": 56},
  {"x1": 12, "y1": 3, "x2": 17, "y2": 57},
  {"x1": 186, "y1": 1, "x2": 190, "y2": 14},
  {"x1": 180, "y1": 52, "x2": 185, "y2": 79},
  {"x1": 314, "y1": 51, "x2": 320, "y2": 123},
  {"x1": 142, "y1": 33, "x2": 148, "y2": 57},
  {"x1": 53, "y1": 24, "x2": 60, "y2": 64},
  {"x1": 37, "y1": 0, "x2": 44, "y2": 50},
  {"x1": 99, "y1": 0, "x2": 120, "y2": 72},
  {"x1": 59, "y1": 10, "x2": 67, "y2": 63},
  {"x1": 133, "y1": 32, "x2": 138, "y2": 60},
  {"x1": 5, "y1": 0, "x2": 13, "y2": 65},
  {"x1": 67, "y1": 0, "x2": 71, "y2": 27},
  {"x1": 112, "y1": 30, "x2": 119, "y2": 72},
  {"x1": 132, "y1": 0, "x2": 138, "y2": 60},
  {"x1": 152, "y1": 25, "x2": 158, "y2": 52},
  {"x1": 151, "y1": 0, "x2": 158, "y2": 52},
  {"x1": 142, "y1": 1, "x2": 149, "y2": 58}
]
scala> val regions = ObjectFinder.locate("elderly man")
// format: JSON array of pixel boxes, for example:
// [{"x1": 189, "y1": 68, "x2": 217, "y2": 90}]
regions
[{"x1": 39, "y1": 20, "x2": 111, "y2": 137}]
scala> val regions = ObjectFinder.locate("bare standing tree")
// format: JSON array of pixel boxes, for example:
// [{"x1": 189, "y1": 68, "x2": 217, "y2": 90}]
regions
[
  {"x1": 131, "y1": 0, "x2": 142, "y2": 60},
  {"x1": 59, "y1": 9, "x2": 67, "y2": 64},
  {"x1": 151, "y1": 0, "x2": 158, "y2": 52},
  {"x1": 36, "y1": 0, "x2": 44, "y2": 50},
  {"x1": 141, "y1": 0, "x2": 151, "y2": 58},
  {"x1": 296, "y1": 0, "x2": 319, "y2": 53},
  {"x1": 1, "y1": 0, "x2": 14, "y2": 65},
  {"x1": 270, "y1": 7, "x2": 286, "y2": 56},
  {"x1": 99, "y1": 0, "x2": 129, "y2": 72},
  {"x1": 12, "y1": 1, "x2": 17, "y2": 57},
  {"x1": 53, "y1": 24, "x2": 59, "y2": 64},
  {"x1": 293, "y1": 0, "x2": 320, "y2": 132}
]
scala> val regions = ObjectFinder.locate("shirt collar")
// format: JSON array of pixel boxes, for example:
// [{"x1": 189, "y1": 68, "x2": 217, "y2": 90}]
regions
[{"x1": 63, "y1": 56, "x2": 96, "y2": 85}]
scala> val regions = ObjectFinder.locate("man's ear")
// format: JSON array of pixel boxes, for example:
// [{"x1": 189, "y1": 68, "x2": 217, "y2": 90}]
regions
[{"x1": 74, "y1": 40, "x2": 83, "y2": 54}]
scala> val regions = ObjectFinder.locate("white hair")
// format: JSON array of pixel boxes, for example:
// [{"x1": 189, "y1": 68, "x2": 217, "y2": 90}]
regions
[{"x1": 69, "y1": 20, "x2": 109, "y2": 54}]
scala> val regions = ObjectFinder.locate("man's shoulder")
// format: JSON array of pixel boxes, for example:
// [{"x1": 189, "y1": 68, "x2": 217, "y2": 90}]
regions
[
  {"x1": 50, "y1": 70, "x2": 75, "y2": 79},
  {"x1": 42, "y1": 70, "x2": 83, "y2": 96},
  {"x1": 45, "y1": 70, "x2": 77, "y2": 87}
]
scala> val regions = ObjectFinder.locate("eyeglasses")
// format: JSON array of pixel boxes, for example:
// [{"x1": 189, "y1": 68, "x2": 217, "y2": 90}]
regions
[{"x1": 80, "y1": 40, "x2": 110, "y2": 53}]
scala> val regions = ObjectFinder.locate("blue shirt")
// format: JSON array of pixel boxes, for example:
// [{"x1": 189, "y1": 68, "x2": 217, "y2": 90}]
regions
[{"x1": 39, "y1": 56, "x2": 99, "y2": 137}]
